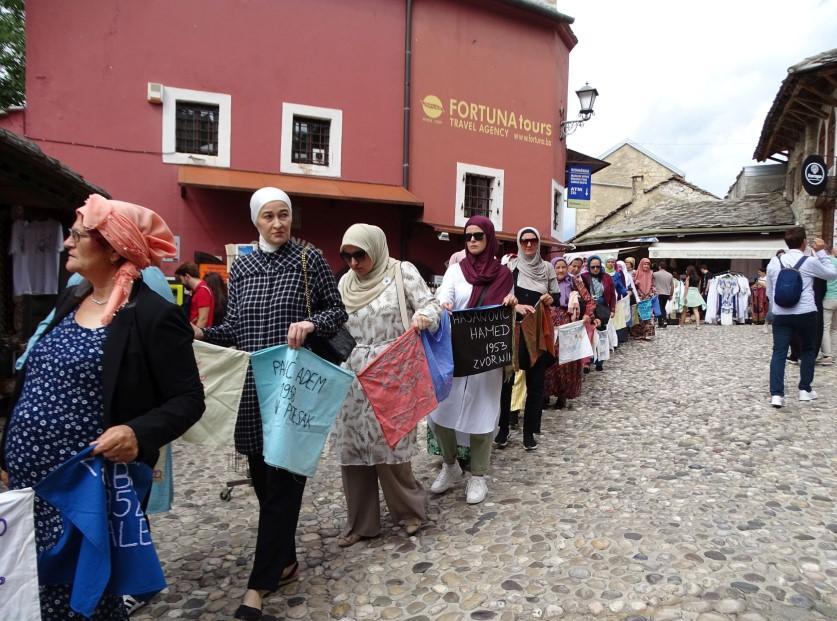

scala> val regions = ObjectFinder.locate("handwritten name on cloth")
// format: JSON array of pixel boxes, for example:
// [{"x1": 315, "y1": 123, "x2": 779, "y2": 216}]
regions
[
  {"x1": 420, "y1": 311, "x2": 454, "y2": 402},
  {"x1": 450, "y1": 305, "x2": 514, "y2": 377},
  {"x1": 181, "y1": 341, "x2": 250, "y2": 446},
  {"x1": 33, "y1": 447, "x2": 166, "y2": 618},
  {"x1": 357, "y1": 328, "x2": 438, "y2": 449},
  {"x1": 251, "y1": 345, "x2": 354, "y2": 477},
  {"x1": 557, "y1": 320, "x2": 594, "y2": 364},
  {"x1": 0, "y1": 488, "x2": 41, "y2": 621}
]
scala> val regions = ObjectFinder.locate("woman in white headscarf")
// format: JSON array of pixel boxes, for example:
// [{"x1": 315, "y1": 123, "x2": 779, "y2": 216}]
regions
[
  {"x1": 196, "y1": 187, "x2": 348, "y2": 620},
  {"x1": 334, "y1": 224, "x2": 442, "y2": 547},
  {"x1": 495, "y1": 227, "x2": 558, "y2": 451}
]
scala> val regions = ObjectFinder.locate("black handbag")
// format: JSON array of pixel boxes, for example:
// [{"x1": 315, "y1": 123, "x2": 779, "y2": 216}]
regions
[
  {"x1": 594, "y1": 302, "x2": 611, "y2": 330},
  {"x1": 300, "y1": 249, "x2": 356, "y2": 364}
]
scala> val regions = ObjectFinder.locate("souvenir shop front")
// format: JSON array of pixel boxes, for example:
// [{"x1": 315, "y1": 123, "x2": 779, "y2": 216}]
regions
[{"x1": 0, "y1": 129, "x2": 108, "y2": 415}]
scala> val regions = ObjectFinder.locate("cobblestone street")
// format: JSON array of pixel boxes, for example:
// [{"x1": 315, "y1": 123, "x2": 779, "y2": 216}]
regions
[{"x1": 136, "y1": 324, "x2": 837, "y2": 621}]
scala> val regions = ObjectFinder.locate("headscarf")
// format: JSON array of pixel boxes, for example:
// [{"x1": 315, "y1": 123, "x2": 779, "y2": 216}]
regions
[
  {"x1": 586, "y1": 254, "x2": 605, "y2": 299},
  {"x1": 249, "y1": 187, "x2": 293, "y2": 252},
  {"x1": 509, "y1": 227, "x2": 550, "y2": 294},
  {"x1": 338, "y1": 223, "x2": 398, "y2": 314},
  {"x1": 459, "y1": 216, "x2": 513, "y2": 308},
  {"x1": 605, "y1": 258, "x2": 616, "y2": 274},
  {"x1": 552, "y1": 257, "x2": 573, "y2": 307},
  {"x1": 635, "y1": 258, "x2": 653, "y2": 297},
  {"x1": 617, "y1": 260, "x2": 639, "y2": 299},
  {"x1": 76, "y1": 194, "x2": 177, "y2": 325}
]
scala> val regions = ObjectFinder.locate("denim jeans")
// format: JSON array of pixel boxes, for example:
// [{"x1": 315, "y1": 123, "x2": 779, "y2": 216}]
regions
[{"x1": 770, "y1": 312, "x2": 817, "y2": 396}]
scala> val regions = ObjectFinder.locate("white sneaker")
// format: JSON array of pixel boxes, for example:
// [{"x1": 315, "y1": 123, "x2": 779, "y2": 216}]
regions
[
  {"x1": 799, "y1": 390, "x2": 818, "y2": 401},
  {"x1": 465, "y1": 476, "x2": 488, "y2": 504},
  {"x1": 770, "y1": 395, "x2": 784, "y2": 408},
  {"x1": 430, "y1": 461, "x2": 463, "y2": 494}
]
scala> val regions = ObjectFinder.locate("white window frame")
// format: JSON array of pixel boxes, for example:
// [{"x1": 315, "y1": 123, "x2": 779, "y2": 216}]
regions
[
  {"x1": 455, "y1": 162, "x2": 504, "y2": 231},
  {"x1": 162, "y1": 86, "x2": 231, "y2": 167},
  {"x1": 551, "y1": 179, "x2": 565, "y2": 240},
  {"x1": 281, "y1": 103, "x2": 342, "y2": 177}
]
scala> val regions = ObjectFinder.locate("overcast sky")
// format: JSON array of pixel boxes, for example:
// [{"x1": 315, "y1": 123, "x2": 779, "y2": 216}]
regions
[{"x1": 559, "y1": 0, "x2": 837, "y2": 198}]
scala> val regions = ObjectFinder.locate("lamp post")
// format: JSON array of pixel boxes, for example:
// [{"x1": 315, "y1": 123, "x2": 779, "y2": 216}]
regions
[{"x1": 560, "y1": 82, "x2": 599, "y2": 139}]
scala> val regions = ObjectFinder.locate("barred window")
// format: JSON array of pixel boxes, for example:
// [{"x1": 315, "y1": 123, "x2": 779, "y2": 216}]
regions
[
  {"x1": 464, "y1": 173, "x2": 493, "y2": 218},
  {"x1": 175, "y1": 102, "x2": 219, "y2": 156},
  {"x1": 292, "y1": 116, "x2": 330, "y2": 166},
  {"x1": 553, "y1": 188, "x2": 561, "y2": 230}
]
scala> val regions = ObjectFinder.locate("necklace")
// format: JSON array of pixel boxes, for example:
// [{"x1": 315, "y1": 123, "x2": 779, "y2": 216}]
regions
[{"x1": 89, "y1": 296, "x2": 107, "y2": 306}]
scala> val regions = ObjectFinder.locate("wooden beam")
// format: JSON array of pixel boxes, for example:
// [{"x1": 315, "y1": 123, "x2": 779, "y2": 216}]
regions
[
  {"x1": 793, "y1": 99, "x2": 829, "y2": 119},
  {"x1": 800, "y1": 86, "x2": 837, "y2": 108},
  {"x1": 768, "y1": 155, "x2": 788, "y2": 163}
]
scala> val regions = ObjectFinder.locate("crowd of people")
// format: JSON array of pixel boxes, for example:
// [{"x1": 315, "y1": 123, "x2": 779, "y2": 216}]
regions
[{"x1": 4, "y1": 186, "x2": 836, "y2": 621}]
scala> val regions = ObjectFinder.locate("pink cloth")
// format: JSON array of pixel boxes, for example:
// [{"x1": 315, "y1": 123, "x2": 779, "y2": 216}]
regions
[
  {"x1": 634, "y1": 258, "x2": 653, "y2": 299},
  {"x1": 77, "y1": 194, "x2": 177, "y2": 324}
]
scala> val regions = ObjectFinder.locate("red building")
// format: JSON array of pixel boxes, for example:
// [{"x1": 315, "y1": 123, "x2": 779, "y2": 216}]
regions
[{"x1": 2, "y1": 0, "x2": 577, "y2": 277}]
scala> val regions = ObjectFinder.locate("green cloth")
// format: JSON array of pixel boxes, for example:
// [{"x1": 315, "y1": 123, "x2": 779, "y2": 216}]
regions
[{"x1": 827, "y1": 257, "x2": 837, "y2": 300}]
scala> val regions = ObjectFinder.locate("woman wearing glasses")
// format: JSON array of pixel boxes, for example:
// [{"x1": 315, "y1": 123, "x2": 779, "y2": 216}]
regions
[
  {"x1": 580, "y1": 255, "x2": 616, "y2": 371},
  {"x1": 428, "y1": 216, "x2": 516, "y2": 504},
  {"x1": 196, "y1": 187, "x2": 347, "y2": 621},
  {"x1": 333, "y1": 224, "x2": 442, "y2": 547},
  {"x1": 495, "y1": 228, "x2": 558, "y2": 451}
]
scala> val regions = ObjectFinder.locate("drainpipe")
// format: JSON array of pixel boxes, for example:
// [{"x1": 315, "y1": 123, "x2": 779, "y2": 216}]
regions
[{"x1": 402, "y1": 0, "x2": 413, "y2": 190}]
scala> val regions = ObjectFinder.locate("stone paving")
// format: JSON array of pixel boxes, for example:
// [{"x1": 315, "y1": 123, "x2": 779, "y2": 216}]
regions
[{"x1": 135, "y1": 324, "x2": 837, "y2": 621}]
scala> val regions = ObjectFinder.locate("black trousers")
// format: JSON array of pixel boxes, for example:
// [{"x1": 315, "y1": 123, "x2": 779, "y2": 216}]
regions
[
  {"x1": 499, "y1": 353, "x2": 549, "y2": 436},
  {"x1": 246, "y1": 454, "x2": 307, "y2": 591},
  {"x1": 657, "y1": 295, "x2": 670, "y2": 326}
]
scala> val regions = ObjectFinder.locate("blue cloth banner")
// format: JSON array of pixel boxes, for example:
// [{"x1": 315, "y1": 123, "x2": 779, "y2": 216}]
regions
[
  {"x1": 146, "y1": 443, "x2": 173, "y2": 515},
  {"x1": 420, "y1": 312, "x2": 454, "y2": 402},
  {"x1": 34, "y1": 447, "x2": 166, "y2": 618},
  {"x1": 251, "y1": 345, "x2": 354, "y2": 477}
]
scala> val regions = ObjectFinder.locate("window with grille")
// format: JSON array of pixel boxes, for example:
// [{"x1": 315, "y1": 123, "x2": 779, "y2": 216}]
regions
[
  {"x1": 292, "y1": 116, "x2": 331, "y2": 166},
  {"x1": 464, "y1": 173, "x2": 493, "y2": 218},
  {"x1": 553, "y1": 188, "x2": 561, "y2": 230},
  {"x1": 175, "y1": 102, "x2": 220, "y2": 156}
]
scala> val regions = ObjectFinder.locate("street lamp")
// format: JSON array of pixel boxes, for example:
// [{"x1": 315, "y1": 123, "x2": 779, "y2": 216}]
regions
[{"x1": 561, "y1": 82, "x2": 599, "y2": 139}]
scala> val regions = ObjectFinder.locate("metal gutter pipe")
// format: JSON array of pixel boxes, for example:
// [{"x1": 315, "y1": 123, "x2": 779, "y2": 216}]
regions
[{"x1": 402, "y1": 0, "x2": 413, "y2": 189}]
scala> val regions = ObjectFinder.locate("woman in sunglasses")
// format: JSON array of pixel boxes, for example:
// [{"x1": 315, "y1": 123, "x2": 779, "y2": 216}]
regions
[
  {"x1": 580, "y1": 255, "x2": 616, "y2": 371},
  {"x1": 333, "y1": 224, "x2": 442, "y2": 547},
  {"x1": 428, "y1": 216, "x2": 516, "y2": 504},
  {"x1": 495, "y1": 228, "x2": 559, "y2": 451}
]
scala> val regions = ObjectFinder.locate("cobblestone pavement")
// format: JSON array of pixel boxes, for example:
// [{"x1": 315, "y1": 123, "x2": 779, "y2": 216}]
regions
[{"x1": 135, "y1": 324, "x2": 837, "y2": 621}]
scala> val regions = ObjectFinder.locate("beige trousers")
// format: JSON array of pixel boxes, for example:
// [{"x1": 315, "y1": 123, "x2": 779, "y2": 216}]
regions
[{"x1": 341, "y1": 463, "x2": 427, "y2": 538}]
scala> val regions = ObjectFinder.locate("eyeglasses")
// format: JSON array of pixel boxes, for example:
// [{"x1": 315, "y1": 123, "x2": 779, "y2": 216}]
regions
[
  {"x1": 590, "y1": 264, "x2": 601, "y2": 269},
  {"x1": 520, "y1": 238, "x2": 538, "y2": 246},
  {"x1": 340, "y1": 249, "x2": 367, "y2": 263},
  {"x1": 464, "y1": 232, "x2": 485, "y2": 242},
  {"x1": 68, "y1": 228, "x2": 90, "y2": 243}
]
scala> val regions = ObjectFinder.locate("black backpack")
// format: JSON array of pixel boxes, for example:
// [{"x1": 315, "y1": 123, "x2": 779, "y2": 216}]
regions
[{"x1": 773, "y1": 256, "x2": 807, "y2": 308}]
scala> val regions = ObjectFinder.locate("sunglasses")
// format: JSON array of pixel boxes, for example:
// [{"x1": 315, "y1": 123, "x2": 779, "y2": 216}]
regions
[
  {"x1": 340, "y1": 249, "x2": 367, "y2": 263},
  {"x1": 590, "y1": 264, "x2": 601, "y2": 269},
  {"x1": 464, "y1": 232, "x2": 485, "y2": 242},
  {"x1": 520, "y1": 238, "x2": 538, "y2": 246}
]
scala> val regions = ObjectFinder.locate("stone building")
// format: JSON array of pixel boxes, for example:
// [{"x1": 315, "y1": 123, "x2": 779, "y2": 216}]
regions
[
  {"x1": 726, "y1": 164, "x2": 786, "y2": 199},
  {"x1": 575, "y1": 140, "x2": 717, "y2": 231},
  {"x1": 754, "y1": 48, "x2": 837, "y2": 244}
]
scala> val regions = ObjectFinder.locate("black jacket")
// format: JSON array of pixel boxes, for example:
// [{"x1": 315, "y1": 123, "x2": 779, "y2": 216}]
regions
[{"x1": 1, "y1": 280, "x2": 205, "y2": 470}]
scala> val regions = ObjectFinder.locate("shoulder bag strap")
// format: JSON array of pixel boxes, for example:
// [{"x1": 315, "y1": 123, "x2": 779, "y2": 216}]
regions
[
  {"x1": 393, "y1": 261, "x2": 411, "y2": 331},
  {"x1": 794, "y1": 256, "x2": 807, "y2": 270}
]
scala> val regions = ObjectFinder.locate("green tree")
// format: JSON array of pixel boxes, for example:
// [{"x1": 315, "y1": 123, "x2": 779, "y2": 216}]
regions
[{"x1": 0, "y1": 0, "x2": 25, "y2": 109}]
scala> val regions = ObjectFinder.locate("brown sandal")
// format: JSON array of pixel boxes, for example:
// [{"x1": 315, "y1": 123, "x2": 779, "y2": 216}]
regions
[{"x1": 337, "y1": 533, "x2": 363, "y2": 547}]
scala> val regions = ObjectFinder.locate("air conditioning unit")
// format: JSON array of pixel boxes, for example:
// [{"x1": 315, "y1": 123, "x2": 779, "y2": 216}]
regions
[
  {"x1": 312, "y1": 148, "x2": 326, "y2": 165},
  {"x1": 147, "y1": 82, "x2": 163, "y2": 104}
]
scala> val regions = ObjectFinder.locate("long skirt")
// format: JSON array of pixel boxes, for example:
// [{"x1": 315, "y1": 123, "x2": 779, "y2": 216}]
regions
[{"x1": 545, "y1": 307, "x2": 585, "y2": 400}]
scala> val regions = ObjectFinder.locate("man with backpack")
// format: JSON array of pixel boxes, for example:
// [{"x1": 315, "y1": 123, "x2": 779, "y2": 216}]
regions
[{"x1": 766, "y1": 226, "x2": 837, "y2": 407}]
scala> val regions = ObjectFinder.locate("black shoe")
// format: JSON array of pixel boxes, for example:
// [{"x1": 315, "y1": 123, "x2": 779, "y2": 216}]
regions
[
  {"x1": 234, "y1": 604, "x2": 263, "y2": 620},
  {"x1": 523, "y1": 434, "x2": 538, "y2": 451},
  {"x1": 556, "y1": 398, "x2": 566, "y2": 410},
  {"x1": 583, "y1": 366, "x2": 591, "y2": 374},
  {"x1": 494, "y1": 428, "x2": 509, "y2": 448},
  {"x1": 787, "y1": 357, "x2": 799, "y2": 365},
  {"x1": 595, "y1": 362, "x2": 603, "y2": 371}
]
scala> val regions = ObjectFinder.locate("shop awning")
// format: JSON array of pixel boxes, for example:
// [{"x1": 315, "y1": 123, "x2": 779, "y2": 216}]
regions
[
  {"x1": 649, "y1": 238, "x2": 787, "y2": 260},
  {"x1": 426, "y1": 222, "x2": 570, "y2": 249},
  {"x1": 178, "y1": 166, "x2": 423, "y2": 206}
]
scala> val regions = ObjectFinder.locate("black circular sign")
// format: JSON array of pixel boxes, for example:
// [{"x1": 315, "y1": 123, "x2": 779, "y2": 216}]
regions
[{"x1": 801, "y1": 155, "x2": 827, "y2": 196}]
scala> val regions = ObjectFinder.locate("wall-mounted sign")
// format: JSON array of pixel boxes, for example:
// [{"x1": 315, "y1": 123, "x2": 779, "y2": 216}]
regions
[
  {"x1": 420, "y1": 93, "x2": 553, "y2": 148},
  {"x1": 802, "y1": 155, "x2": 827, "y2": 196},
  {"x1": 566, "y1": 165, "x2": 592, "y2": 209}
]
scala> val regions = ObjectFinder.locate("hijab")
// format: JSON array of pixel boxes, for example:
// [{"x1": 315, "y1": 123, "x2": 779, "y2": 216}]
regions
[
  {"x1": 635, "y1": 258, "x2": 653, "y2": 297},
  {"x1": 249, "y1": 187, "x2": 293, "y2": 252},
  {"x1": 459, "y1": 216, "x2": 513, "y2": 308},
  {"x1": 605, "y1": 259, "x2": 616, "y2": 275},
  {"x1": 509, "y1": 227, "x2": 551, "y2": 294},
  {"x1": 337, "y1": 223, "x2": 398, "y2": 314},
  {"x1": 77, "y1": 194, "x2": 177, "y2": 325},
  {"x1": 553, "y1": 257, "x2": 573, "y2": 307},
  {"x1": 617, "y1": 260, "x2": 639, "y2": 298},
  {"x1": 586, "y1": 255, "x2": 604, "y2": 299}
]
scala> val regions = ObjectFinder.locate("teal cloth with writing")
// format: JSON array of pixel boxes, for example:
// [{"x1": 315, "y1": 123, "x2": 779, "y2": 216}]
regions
[{"x1": 251, "y1": 345, "x2": 354, "y2": 477}]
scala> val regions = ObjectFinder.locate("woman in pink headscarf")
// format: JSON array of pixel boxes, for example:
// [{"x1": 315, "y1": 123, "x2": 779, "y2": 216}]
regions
[
  {"x1": 634, "y1": 257, "x2": 656, "y2": 340},
  {"x1": 0, "y1": 194, "x2": 204, "y2": 620}
]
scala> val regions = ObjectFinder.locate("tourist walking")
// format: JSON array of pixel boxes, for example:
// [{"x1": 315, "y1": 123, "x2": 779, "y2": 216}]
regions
[
  {"x1": 680, "y1": 265, "x2": 705, "y2": 327},
  {"x1": 766, "y1": 227, "x2": 837, "y2": 407},
  {"x1": 652, "y1": 262, "x2": 673, "y2": 328},
  {"x1": 196, "y1": 187, "x2": 348, "y2": 620},
  {"x1": 544, "y1": 257, "x2": 596, "y2": 409},
  {"x1": 495, "y1": 227, "x2": 558, "y2": 451},
  {"x1": 175, "y1": 261, "x2": 216, "y2": 328},
  {"x1": 0, "y1": 194, "x2": 204, "y2": 621},
  {"x1": 429, "y1": 215, "x2": 515, "y2": 505},
  {"x1": 334, "y1": 224, "x2": 441, "y2": 546}
]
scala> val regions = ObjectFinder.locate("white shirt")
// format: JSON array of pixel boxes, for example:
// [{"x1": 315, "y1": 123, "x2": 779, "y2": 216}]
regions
[
  {"x1": 766, "y1": 248, "x2": 837, "y2": 315},
  {"x1": 9, "y1": 219, "x2": 64, "y2": 296}
]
